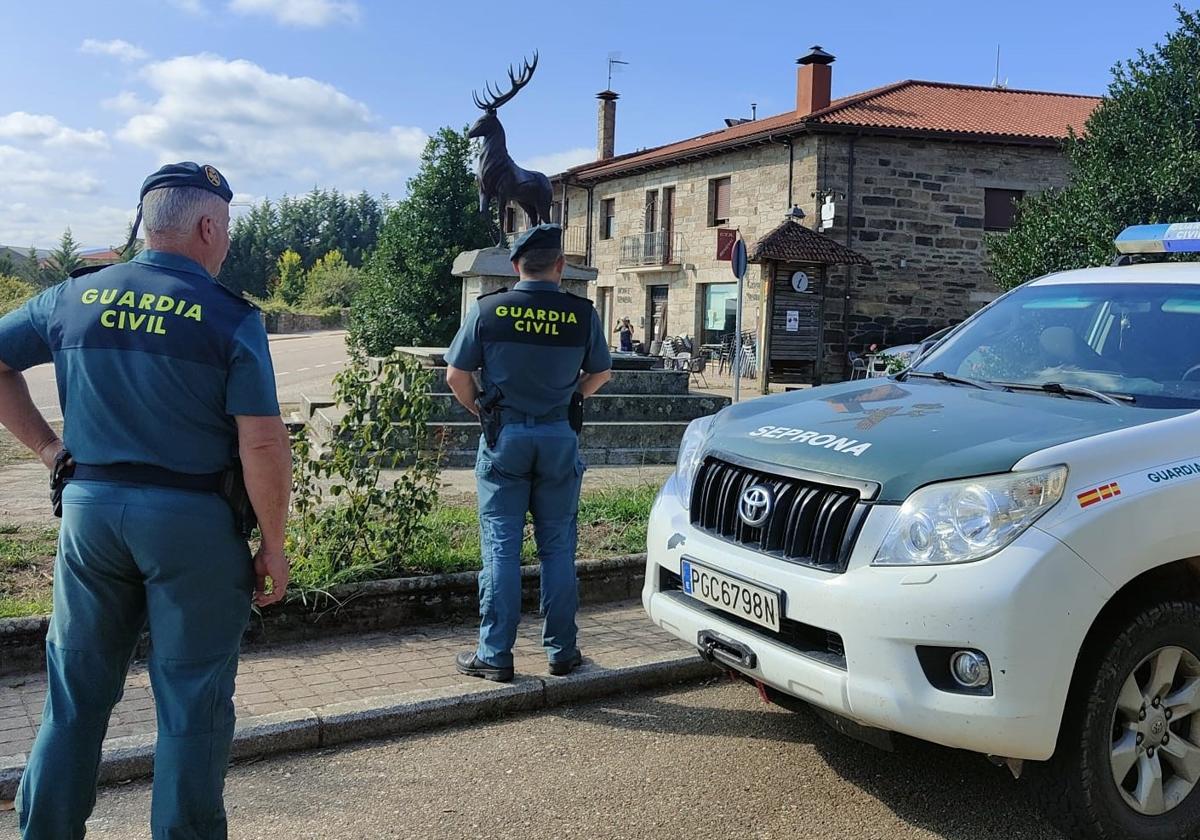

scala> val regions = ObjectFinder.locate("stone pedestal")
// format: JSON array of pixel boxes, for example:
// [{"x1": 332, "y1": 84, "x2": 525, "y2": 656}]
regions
[{"x1": 451, "y1": 248, "x2": 598, "y2": 323}]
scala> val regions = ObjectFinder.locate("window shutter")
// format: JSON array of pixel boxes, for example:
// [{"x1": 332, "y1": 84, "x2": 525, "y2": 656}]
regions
[{"x1": 716, "y1": 178, "x2": 731, "y2": 221}]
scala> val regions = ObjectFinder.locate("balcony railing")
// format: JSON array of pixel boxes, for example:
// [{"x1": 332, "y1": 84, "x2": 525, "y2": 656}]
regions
[
  {"x1": 562, "y1": 225, "x2": 587, "y2": 257},
  {"x1": 619, "y1": 231, "x2": 683, "y2": 268}
]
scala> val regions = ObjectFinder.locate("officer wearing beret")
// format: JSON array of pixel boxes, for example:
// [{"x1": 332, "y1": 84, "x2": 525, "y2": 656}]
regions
[
  {"x1": 446, "y1": 224, "x2": 612, "y2": 681},
  {"x1": 0, "y1": 162, "x2": 292, "y2": 839}
]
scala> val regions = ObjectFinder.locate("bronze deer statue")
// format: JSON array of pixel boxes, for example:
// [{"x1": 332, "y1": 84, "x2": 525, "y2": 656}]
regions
[{"x1": 469, "y1": 53, "x2": 553, "y2": 245}]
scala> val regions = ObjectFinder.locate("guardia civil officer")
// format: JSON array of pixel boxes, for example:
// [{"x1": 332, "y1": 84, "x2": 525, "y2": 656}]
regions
[
  {"x1": 446, "y1": 224, "x2": 613, "y2": 681},
  {"x1": 0, "y1": 162, "x2": 292, "y2": 839}
]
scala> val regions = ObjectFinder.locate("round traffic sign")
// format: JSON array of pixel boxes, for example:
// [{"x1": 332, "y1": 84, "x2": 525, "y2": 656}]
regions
[{"x1": 731, "y1": 238, "x2": 748, "y2": 280}]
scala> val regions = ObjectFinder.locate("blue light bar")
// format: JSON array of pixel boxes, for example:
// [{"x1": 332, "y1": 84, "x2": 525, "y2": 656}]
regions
[{"x1": 1115, "y1": 223, "x2": 1200, "y2": 254}]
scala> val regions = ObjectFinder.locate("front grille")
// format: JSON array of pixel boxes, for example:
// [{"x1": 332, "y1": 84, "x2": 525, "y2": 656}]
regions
[
  {"x1": 659, "y1": 567, "x2": 846, "y2": 670},
  {"x1": 689, "y1": 457, "x2": 867, "y2": 573}
]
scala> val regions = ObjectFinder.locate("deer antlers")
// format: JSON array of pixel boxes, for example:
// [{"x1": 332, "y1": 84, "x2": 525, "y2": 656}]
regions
[{"x1": 472, "y1": 52, "x2": 539, "y2": 112}]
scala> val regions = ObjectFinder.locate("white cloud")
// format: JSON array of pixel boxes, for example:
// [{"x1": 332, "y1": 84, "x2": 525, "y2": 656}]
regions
[
  {"x1": 80, "y1": 38, "x2": 149, "y2": 63},
  {"x1": 0, "y1": 112, "x2": 108, "y2": 151},
  {"x1": 101, "y1": 91, "x2": 147, "y2": 113},
  {"x1": 117, "y1": 54, "x2": 425, "y2": 187},
  {"x1": 227, "y1": 0, "x2": 360, "y2": 27},
  {"x1": 519, "y1": 146, "x2": 595, "y2": 176}
]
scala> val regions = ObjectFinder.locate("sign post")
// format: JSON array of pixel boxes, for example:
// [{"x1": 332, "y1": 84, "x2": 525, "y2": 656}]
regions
[{"x1": 730, "y1": 235, "x2": 748, "y2": 404}]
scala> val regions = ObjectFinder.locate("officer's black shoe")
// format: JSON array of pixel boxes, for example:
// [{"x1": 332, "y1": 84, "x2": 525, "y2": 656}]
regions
[
  {"x1": 548, "y1": 650, "x2": 584, "y2": 677},
  {"x1": 455, "y1": 651, "x2": 514, "y2": 683}
]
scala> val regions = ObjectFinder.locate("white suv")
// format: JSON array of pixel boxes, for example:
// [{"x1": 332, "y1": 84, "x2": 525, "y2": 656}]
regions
[{"x1": 643, "y1": 224, "x2": 1200, "y2": 839}]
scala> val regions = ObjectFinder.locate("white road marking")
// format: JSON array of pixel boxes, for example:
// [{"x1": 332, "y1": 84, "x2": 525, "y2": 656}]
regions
[{"x1": 296, "y1": 367, "x2": 310, "y2": 373}]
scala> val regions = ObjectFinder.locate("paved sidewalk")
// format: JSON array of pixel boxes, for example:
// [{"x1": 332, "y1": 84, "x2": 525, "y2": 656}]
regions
[{"x1": 0, "y1": 600, "x2": 686, "y2": 758}]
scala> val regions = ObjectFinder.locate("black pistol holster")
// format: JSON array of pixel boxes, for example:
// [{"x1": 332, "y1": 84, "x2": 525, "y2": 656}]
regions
[
  {"x1": 219, "y1": 456, "x2": 258, "y2": 539},
  {"x1": 568, "y1": 391, "x2": 584, "y2": 435},
  {"x1": 51, "y1": 449, "x2": 75, "y2": 518},
  {"x1": 475, "y1": 386, "x2": 504, "y2": 449}
]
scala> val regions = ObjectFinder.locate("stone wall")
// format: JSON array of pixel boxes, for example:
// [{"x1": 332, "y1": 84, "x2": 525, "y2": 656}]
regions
[
  {"x1": 264, "y1": 309, "x2": 346, "y2": 334},
  {"x1": 817, "y1": 135, "x2": 1072, "y2": 379}
]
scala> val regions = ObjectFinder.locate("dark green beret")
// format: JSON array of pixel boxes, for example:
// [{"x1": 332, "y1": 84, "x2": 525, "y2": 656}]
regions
[
  {"x1": 140, "y1": 161, "x2": 233, "y2": 203},
  {"x1": 509, "y1": 223, "x2": 563, "y2": 262}
]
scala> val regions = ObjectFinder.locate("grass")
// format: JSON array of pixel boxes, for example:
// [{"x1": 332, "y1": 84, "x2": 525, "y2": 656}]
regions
[
  {"x1": 0, "y1": 485, "x2": 661, "y2": 617},
  {"x1": 0, "y1": 525, "x2": 57, "y2": 618},
  {"x1": 406, "y1": 484, "x2": 657, "y2": 575}
]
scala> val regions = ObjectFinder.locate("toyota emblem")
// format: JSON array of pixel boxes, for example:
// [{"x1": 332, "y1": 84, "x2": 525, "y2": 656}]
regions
[{"x1": 738, "y1": 484, "x2": 774, "y2": 527}]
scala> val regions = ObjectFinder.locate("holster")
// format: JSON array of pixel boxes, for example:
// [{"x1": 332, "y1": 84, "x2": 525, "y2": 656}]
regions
[
  {"x1": 219, "y1": 456, "x2": 258, "y2": 539},
  {"x1": 475, "y1": 386, "x2": 504, "y2": 449},
  {"x1": 568, "y1": 392, "x2": 584, "y2": 435},
  {"x1": 50, "y1": 449, "x2": 75, "y2": 518}
]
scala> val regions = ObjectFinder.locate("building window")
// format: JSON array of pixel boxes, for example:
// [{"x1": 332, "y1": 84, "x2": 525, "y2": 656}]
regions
[
  {"x1": 701, "y1": 283, "x2": 738, "y2": 345},
  {"x1": 601, "y1": 198, "x2": 616, "y2": 240},
  {"x1": 551, "y1": 201, "x2": 562, "y2": 224},
  {"x1": 984, "y1": 188, "x2": 1025, "y2": 232},
  {"x1": 563, "y1": 196, "x2": 570, "y2": 228},
  {"x1": 708, "y1": 176, "x2": 731, "y2": 227},
  {"x1": 504, "y1": 206, "x2": 517, "y2": 234}
]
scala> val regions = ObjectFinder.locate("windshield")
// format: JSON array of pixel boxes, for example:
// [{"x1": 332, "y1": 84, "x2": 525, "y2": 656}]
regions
[{"x1": 913, "y1": 282, "x2": 1200, "y2": 408}]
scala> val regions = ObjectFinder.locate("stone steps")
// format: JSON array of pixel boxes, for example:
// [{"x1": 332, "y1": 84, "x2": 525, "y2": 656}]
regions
[
  {"x1": 303, "y1": 392, "x2": 722, "y2": 425},
  {"x1": 309, "y1": 406, "x2": 688, "y2": 467}
]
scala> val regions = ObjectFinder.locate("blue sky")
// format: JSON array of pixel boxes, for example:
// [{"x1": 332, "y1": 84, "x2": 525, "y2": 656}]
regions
[{"x1": 0, "y1": 0, "x2": 1184, "y2": 249}]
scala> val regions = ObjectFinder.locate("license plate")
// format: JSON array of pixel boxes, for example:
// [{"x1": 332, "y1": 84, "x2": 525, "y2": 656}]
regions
[{"x1": 680, "y1": 559, "x2": 782, "y2": 633}]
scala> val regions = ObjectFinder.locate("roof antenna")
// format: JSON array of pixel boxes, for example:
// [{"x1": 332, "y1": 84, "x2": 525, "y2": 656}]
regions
[
  {"x1": 991, "y1": 45, "x2": 1008, "y2": 89},
  {"x1": 607, "y1": 52, "x2": 629, "y2": 89}
]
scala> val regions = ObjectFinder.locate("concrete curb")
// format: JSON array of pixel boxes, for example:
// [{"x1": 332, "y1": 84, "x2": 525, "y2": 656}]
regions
[{"x1": 0, "y1": 652, "x2": 715, "y2": 801}]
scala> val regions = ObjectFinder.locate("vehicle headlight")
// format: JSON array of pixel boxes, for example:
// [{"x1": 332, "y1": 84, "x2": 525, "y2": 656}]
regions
[
  {"x1": 873, "y1": 466, "x2": 1067, "y2": 566},
  {"x1": 675, "y1": 415, "x2": 716, "y2": 510}
]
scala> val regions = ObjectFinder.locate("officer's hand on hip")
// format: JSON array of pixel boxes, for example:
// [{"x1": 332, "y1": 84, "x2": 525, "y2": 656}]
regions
[
  {"x1": 37, "y1": 438, "x2": 65, "y2": 471},
  {"x1": 253, "y1": 545, "x2": 289, "y2": 607}
]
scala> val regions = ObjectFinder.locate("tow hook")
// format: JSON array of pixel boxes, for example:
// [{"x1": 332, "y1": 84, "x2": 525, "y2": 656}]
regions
[
  {"x1": 988, "y1": 755, "x2": 1025, "y2": 780},
  {"x1": 697, "y1": 630, "x2": 758, "y2": 670}
]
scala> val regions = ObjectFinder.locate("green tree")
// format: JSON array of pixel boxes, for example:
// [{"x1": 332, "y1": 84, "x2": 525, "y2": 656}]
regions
[
  {"x1": 116, "y1": 221, "x2": 142, "y2": 262},
  {"x1": 0, "y1": 252, "x2": 15, "y2": 277},
  {"x1": 18, "y1": 246, "x2": 44, "y2": 287},
  {"x1": 989, "y1": 7, "x2": 1200, "y2": 289},
  {"x1": 44, "y1": 228, "x2": 84, "y2": 285},
  {"x1": 303, "y1": 249, "x2": 360, "y2": 309},
  {"x1": 350, "y1": 127, "x2": 491, "y2": 354},
  {"x1": 274, "y1": 248, "x2": 307, "y2": 305}
]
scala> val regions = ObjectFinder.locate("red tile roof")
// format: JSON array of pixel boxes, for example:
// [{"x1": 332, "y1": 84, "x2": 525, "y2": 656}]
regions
[
  {"x1": 749, "y1": 219, "x2": 870, "y2": 266},
  {"x1": 562, "y1": 81, "x2": 1102, "y2": 182}
]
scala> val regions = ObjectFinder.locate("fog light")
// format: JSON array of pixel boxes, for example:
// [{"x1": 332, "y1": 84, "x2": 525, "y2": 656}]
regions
[{"x1": 950, "y1": 650, "x2": 991, "y2": 688}]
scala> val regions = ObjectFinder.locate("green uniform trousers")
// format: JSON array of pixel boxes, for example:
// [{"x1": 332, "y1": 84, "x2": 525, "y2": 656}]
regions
[{"x1": 17, "y1": 480, "x2": 253, "y2": 840}]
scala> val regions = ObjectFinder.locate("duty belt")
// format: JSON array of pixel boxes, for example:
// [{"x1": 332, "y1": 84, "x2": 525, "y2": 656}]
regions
[
  {"x1": 498, "y1": 405, "x2": 571, "y2": 426},
  {"x1": 69, "y1": 463, "x2": 224, "y2": 493}
]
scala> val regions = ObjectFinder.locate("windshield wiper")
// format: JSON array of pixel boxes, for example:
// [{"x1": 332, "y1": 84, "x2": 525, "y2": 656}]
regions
[
  {"x1": 901, "y1": 370, "x2": 1005, "y2": 391},
  {"x1": 1000, "y1": 381, "x2": 1135, "y2": 406}
]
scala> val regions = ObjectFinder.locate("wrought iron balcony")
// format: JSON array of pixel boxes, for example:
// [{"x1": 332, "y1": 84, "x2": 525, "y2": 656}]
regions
[{"x1": 619, "y1": 231, "x2": 683, "y2": 268}]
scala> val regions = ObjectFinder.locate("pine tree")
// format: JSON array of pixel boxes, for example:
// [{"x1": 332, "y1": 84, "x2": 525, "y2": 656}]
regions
[
  {"x1": 350, "y1": 127, "x2": 491, "y2": 354},
  {"x1": 274, "y1": 249, "x2": 307, "y2": 305},
  {"x1": 45, "y1": 228, "x2": 84, "y2": 284}
]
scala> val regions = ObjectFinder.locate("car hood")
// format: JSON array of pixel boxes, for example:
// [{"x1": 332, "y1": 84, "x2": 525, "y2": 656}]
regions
[{"x1": 704, "y1": 379, "x2": 1181, "y2": 501}]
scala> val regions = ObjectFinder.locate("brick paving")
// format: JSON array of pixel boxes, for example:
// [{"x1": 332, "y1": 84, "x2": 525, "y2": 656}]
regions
[{"x1": 0, "y1": 600, "x2": 687, "y2": 758}]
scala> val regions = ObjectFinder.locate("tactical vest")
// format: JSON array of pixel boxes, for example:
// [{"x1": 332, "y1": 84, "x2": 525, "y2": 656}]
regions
[{"x1": 477, "y1": 287, "x2": 593, "y2": 352}]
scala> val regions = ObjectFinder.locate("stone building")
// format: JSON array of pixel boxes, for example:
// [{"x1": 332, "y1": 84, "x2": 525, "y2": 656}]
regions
[{"x1": 519, "y1": 47, "x2": 1101, "y2": 384}]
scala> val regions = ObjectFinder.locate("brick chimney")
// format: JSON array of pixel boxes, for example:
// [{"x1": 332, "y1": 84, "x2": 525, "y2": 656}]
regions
[
  {"x1": 597, "y1": 90, "x2": 619, "y2": 160},
  {"x1": 796, "y1": 46, "x2": 835, "y2": 116}
]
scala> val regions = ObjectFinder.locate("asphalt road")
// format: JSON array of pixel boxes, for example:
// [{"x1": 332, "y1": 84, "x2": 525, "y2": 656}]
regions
[
  {"x1": 20, "y1": 330, "x2": 350, "y2": 420},
  {"x1": 1, "y1": 680, "x2": 1066, "y2": 840}
]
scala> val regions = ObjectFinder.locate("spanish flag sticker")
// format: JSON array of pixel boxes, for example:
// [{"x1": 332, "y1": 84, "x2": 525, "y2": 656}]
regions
[{"x1": 1077, "y1": 482, "x2": 1122, "y2": 509}]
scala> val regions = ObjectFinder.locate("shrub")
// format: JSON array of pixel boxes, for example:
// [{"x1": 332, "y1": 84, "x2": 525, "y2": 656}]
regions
[
  {"x1": 302, "y1": 249, "x2": 359, "y2": 309},
  {"x1": 0, "y1": 274, "x2": 36, "y2": 316},
  {"x1": 287, "y1": 351, "x2": 441, "y2": 599}
]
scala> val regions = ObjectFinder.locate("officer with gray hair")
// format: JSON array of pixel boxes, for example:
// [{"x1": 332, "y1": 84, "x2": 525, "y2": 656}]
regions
[{"x1": 0, "y1": 162, "x2": 292, "y2": 839}]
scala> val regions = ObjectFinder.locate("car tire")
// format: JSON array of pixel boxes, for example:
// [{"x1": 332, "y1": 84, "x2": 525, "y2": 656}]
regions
[{"x1": 1032, "y1": 600, "x2": 1200, "y2": 840}]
